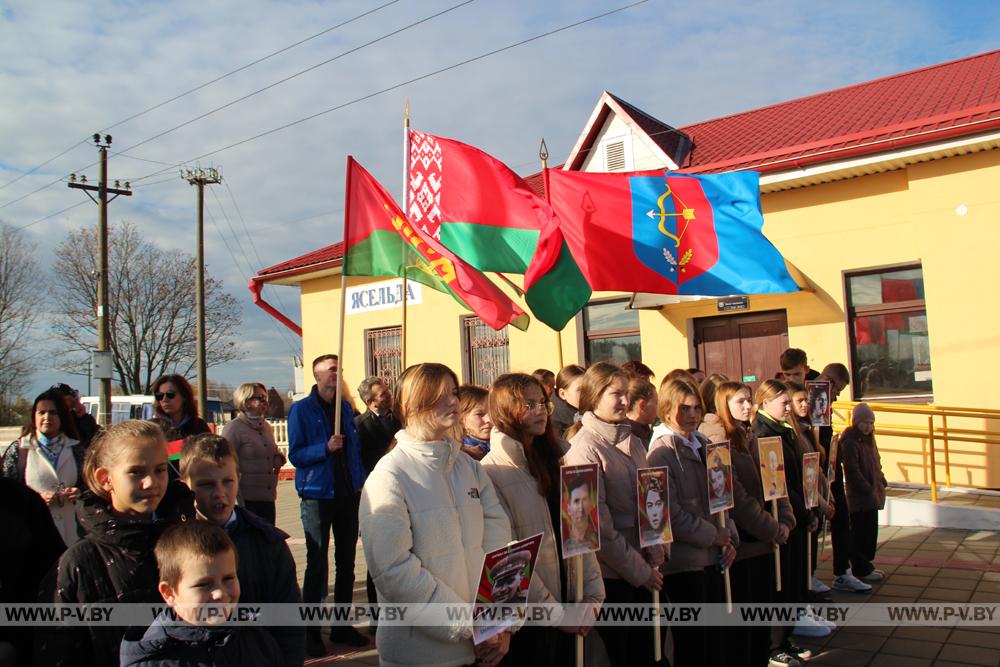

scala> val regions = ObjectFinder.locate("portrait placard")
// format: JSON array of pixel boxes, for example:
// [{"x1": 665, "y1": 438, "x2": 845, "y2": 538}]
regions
[
  {"x1": 472, "y1": 532, "x2": 543, "y2": 645},
  {"x1": 560, "y1": 464, "x2": 601, "y2": 558},
  {"x1": 705, "y1": 441, "x2": 735, "y2": 514},
  {"x1": 807, "y1": 380, "x2": 832, "y2": 427},
  {"x1": 757, "y1": 436, "x2": 788, "y2": 501},
  {"x1": 637, "y1": 467, "x2": 672, "y2": 547},
  {"x1": 803, "y1": 452, "x2": 821, "y2": 509}
]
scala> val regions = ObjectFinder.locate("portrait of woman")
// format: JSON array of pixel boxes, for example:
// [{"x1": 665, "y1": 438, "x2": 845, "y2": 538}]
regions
[{"x1": 637, "y1": 468, "x2": 671, "y2": 547}]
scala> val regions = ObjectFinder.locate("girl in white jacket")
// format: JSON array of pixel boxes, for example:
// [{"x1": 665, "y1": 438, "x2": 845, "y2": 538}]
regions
[{"x1": 359, "y1": 363, "x2": 512, "y2": 667}]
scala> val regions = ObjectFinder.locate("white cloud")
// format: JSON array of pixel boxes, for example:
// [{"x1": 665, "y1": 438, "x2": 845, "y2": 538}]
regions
[{"x1": 3, "y1": 0, "x2": 998, "y2": 398}]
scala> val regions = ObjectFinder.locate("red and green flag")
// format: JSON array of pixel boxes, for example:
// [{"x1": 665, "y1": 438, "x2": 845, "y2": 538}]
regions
[
  {"x1": 167, "y1": 438, "x2": 184, "y2": 462},
  {"x1": 408, "y1": 131, "x2": 591, "y2": 330},
  {"x1": 343, "y1": 157, "x2": 529, "y2": 331}
]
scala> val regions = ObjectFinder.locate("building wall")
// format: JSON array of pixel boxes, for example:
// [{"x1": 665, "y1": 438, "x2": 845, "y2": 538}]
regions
[{"x1": 296, "y1": 148, "x2": 1000, "y2": 488}]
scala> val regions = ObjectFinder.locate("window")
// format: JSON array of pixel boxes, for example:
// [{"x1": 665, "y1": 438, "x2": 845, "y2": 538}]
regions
[
  {"x1": 846, "y1": 265, "x2": 932, "y2": 400},
  {"x1": 461, "y1": 316, "x2": 510, "y2": 386},
  {"x1": 583, "y1": 299, "x2": 641, "y2": 365},
  {"x1": 365, "y1": 326, "x2": 402, "y2": 389}
]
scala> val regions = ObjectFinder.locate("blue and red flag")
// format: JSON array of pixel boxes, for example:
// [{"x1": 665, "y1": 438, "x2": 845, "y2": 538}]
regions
[{"x1": 527, "y1": 169, "x2": 798, "y2": 300}]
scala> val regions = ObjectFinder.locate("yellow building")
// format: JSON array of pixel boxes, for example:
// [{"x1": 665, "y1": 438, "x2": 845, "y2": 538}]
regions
[{"x1": 254, "y1": 49, "x2": 1000, "y2": 488}]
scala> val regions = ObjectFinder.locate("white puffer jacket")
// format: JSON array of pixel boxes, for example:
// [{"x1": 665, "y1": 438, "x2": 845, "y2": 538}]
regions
[{"x1": 359, "y1": 430, "x2": 512, "y2": 667}]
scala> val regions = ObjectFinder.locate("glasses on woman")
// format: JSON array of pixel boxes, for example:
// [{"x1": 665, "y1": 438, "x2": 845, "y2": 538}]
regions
[
  {"x1": 154, "y1": 391, "x2": 177, "y2": 401},
  {"x1": 524, "y1": 400, "x2": 554, "y2": 415},
  {"x1": 249, "y1": 395, "x2": 269, "y2": 404}
]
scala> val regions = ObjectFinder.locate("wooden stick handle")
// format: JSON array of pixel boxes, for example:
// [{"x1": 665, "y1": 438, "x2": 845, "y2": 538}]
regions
[
  {"x1": 575, "y1": 555, "x2": 584, "y2": 667},
  {"x1": 807, "y1": 533, "x2": 813, "y2": 592},
  {"x1": 772, "y1": 500, "x2": 782, "y2": 592},
  {"x1": 718, "y1": 512, "x2": 732, "y2": 613},
  {"x1": 653, "y1": 588, "x2": 661, "y2": 662}
]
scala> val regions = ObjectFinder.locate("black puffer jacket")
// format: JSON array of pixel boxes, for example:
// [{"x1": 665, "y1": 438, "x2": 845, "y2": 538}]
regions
[
  {"x1": 550, "y1": 394, "x2": 578, "y2": 439},
  {"x1": 120, "y1": 615, "x2": 282, "y2": 667},
  {"x1": 752, "y1": 413, "x2": 809, "y2": 526},
  {"x1": 227, "y1": 506, "x2": 304, "y2": 667},
  {"x1": 35, "y1": 481, "x2": 194, "y2": 667}
]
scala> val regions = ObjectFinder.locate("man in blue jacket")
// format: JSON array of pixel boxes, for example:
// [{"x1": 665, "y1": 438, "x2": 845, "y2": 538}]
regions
[{"x1": 288, "y1": 354, "x2": 368, "y2": 656}]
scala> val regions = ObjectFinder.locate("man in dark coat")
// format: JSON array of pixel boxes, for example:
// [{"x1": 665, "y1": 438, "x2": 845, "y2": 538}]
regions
[
  {"x1": 353, "y1": 376, "x2": 400, "y2": 475},
  {"x1": 353, "y1": 376, "x2": 401, "y2": 635}
]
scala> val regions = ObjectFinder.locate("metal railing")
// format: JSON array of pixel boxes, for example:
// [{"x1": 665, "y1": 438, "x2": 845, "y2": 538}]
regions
[
  {"x1": 267, "y1": 419, "x2": 292, "y2": 472},
  {"x1": 831, "y1": 401, "x2": 1000, "y2": 503}
]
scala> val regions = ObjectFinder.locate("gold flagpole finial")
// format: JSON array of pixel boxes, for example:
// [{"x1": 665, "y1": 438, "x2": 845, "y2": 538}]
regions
[{"x1": 404, "y1": 97, "x2": 410, "y2": 126}]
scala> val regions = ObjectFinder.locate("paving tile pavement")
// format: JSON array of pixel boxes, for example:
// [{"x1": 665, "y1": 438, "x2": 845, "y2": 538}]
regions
[{"x1": 272, "y1": 481, "x2": 1000, "y2": 666}]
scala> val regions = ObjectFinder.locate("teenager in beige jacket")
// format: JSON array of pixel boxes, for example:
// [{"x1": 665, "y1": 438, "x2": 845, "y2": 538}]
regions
[
  {"x1": 481, "y1": 373, "x2": 605, "y2": 666},
  {"x1": 648, "y1": 378, "x2": 738, "y2": 667},
  {"x1": 564, "y1": 363, "x2": 664, "y2": 667},
  {"x1": 359, "y1": 364, "x2": 512, "y2": 667}
]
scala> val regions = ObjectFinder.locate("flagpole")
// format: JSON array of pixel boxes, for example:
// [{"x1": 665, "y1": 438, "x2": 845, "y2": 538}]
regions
[
  {"x1": 400, "y1": 98, "x2": 410, "y2": 369},
  {"x1": 335, "y1": 157, "x2": 355, "y2": 437},
  {"x1": 540, "y1": 138, "x2": 564, "y2": 368}
]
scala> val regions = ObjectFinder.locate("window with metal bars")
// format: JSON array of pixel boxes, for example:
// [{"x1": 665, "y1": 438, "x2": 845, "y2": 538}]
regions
[
  {"x1": 365, "y1": 326, "x2": 402, "y2": 389},
  {"x1": 461, "y1": 316, "x2": 510, "y2": 386}
]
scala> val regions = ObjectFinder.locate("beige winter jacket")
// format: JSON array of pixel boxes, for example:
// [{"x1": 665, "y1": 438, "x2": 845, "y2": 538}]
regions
[
  {"x1": 564, "y1": 413, "x2": 665, "y2": 588},
  {"x1": 482, "y1": 430, "x2": 605, "y2": 622},
  {"x1": 697, "y1": 413, "x2": 727, "y2": 444},
  {"x1": 359, "y1": 429, "x2": 512, "y2": 667},
  {"x1": 647, "y1": 428, "x2": 738, "y2": 574},
  {"x1": 221, "y1": 415, "x2": 285, "y2": 502}
]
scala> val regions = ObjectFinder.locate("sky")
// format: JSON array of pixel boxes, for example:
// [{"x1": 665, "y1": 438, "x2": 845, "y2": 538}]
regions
[{"x1": 2, "y1": 0, "x2": 998, "y2": 401}]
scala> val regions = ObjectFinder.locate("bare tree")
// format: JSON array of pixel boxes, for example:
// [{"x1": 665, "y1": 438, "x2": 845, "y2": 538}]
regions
[
  {"x1": 0, "y1": 223, "x2": 41, "y2": 423},
  {"x1": 51, "y1": 221, "x2": 245, "y2": 394}
]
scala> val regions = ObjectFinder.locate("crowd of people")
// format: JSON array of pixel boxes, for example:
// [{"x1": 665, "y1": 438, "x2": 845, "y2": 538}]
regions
[{"x1": 0, "y1": 348, "x2": 890, "y2": 667}]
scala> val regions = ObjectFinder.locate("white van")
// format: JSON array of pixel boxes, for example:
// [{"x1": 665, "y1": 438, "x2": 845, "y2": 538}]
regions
[{"x1": 81, "y1": 395, "x2": 227, "y2": 425}]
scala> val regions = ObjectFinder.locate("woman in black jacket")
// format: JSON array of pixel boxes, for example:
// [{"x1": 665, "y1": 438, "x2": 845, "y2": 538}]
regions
[{"x1": 753, "y1": 380, "x2": 831, "y2": 660}]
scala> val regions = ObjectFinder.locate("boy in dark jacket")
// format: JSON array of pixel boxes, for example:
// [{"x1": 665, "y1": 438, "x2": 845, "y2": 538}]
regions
[
  {"x1": 180, "y1": 434, "x2": 304, "y2": 667},
  {"x1": 120, "y1": 521, "x2": 282, "y2": 666}
]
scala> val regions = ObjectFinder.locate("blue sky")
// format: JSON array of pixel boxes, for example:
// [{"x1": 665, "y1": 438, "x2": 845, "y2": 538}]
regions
[{"x1": 2, "y1": 0, "x2": 998, "y2": 401}]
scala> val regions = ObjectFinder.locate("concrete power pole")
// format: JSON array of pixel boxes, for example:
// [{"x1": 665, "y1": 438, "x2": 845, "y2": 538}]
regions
[
  {"x1": 68, "y1": 134, "x2": 132, "y2": 427},
  {"x1": 181, "y1": 167, "x2": 222, "y2": 420}
]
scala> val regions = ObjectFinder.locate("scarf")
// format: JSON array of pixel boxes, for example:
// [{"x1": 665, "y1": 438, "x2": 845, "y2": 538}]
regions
[{"x1": 35, "y1": 433, "x2": 65, "y2": 470}]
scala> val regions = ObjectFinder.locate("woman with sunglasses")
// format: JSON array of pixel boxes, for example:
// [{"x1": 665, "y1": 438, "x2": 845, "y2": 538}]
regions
[
  {"x1": 481, "y1": 373, "x2": 604, "y2": 665},
  {"x1": 150, "y1": 375, "x2": 210, "y2": 461},
  {"x1": 221, "y1": 382, "x2": 287, "y2": 525}
]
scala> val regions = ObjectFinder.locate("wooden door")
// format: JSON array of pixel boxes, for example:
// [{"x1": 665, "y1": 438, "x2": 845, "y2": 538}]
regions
[{"x1": 694, "y1": 310, "x2": 788, "y2": 395}]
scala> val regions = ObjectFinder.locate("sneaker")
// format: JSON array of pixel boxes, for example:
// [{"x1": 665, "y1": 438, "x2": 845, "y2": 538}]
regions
[
  {"x1": 833, "y1": 570, "x2": 872, "y2": 593},
  {"x1": 784, "y1": 639, "x2": 813, "y2": 661},
  {"x1": 330, "y1": 625, "x2": 370, "y2": 647},
  {"x1": 306, "y1": 631, "x2": 327, "y2": 658},
  {"x1": 860, "y1": 568, "x2": 885, "y2": 582},
  {"x1": 811, "y1": 575, "x2": 832, "y2": 593},
  {"x1": 769, "y1": 649, "x2": 804, "y2": 667},
  {"x1": 792, "y1": 613, "x2": 833, "y2": 638}
]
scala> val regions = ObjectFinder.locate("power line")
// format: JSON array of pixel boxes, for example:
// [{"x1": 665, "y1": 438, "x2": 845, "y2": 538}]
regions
[
  {"x1": 0, "y1": 0, "x2": 401, "y2": 196},
  {"x1": 0, "y1": 139, "x2": 89, "y2": 192},
  {"x1": 127, "y1": 1, "x2": 650, "y2": 184},
  {"x1": 14, "y1": 201, "x2": 89, "y2": 231},
  {"x1": 114, "y1": 0, "x2": 476, "y2": 158}
]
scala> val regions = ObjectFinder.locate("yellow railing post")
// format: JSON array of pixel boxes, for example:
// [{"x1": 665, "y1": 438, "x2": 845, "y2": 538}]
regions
[
  {"x1": 927, "y1": 415, "x2": 938, "y2": 503},
  {"x1": 942, "y1": 414, "x2": 951, "y2": 487}
]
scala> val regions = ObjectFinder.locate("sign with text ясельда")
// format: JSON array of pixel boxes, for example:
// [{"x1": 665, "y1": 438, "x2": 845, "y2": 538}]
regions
[{"x1": 346, "y1": 279, "x2": 423, "y2": 315}]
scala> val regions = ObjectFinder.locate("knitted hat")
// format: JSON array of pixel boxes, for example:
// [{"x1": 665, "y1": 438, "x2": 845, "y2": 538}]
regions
[{"x1": 852, "y1": 402, "x2": 875, "y2": 427}]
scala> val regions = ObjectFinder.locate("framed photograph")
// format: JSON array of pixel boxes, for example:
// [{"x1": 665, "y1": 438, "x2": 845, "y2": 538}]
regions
[
  {"x1": 472, "y1": 532, "x2": 543, "y2": 645},
  {"x1": 705, "y1": 441, "x2": 735, "y2": 514},
  {"x1": 803, "y1": 452, "x2": 821, "y2": 509},
  {"x1": 757, "y1": 436, "x2": 788, "y2": 501},
  {"x1": 560, "y1": 463, "x2": 601, "y2": 558},
  {"x1": 807, "y1": 380, "x2": 832, "y2": 427},
  {"x1": 637, "y1": 467, "x2": 672, "y2": 547}
]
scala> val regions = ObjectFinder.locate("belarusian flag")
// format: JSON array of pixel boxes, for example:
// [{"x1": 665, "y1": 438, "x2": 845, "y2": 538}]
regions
[
  {"x1": 344, "y1": 157, "x2": 529, "y2": 331},
  {"x1": 408, "y1": 131, "x2": 590, "y2": 330}
]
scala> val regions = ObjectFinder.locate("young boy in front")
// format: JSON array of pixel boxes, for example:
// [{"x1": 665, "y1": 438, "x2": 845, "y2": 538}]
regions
[
  {"x1": 179, "y1": 434, "x2": 305, "y2": 666},
  {"x1": 120, "y1": 521, "x2": 282, "y2": 666}
]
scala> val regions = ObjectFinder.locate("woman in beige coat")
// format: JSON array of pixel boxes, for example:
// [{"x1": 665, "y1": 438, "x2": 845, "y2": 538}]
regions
[
  {"x1": 482, "y1": 373, "x2": 604, "y2": 666},
  {"x1": 564, "y1": 363, "x2": 664, "y2": 667},
  {"x1": 648, "y1": 379, "x2": 738, "y2": 667},
  {"x1": 221, "y1": 382, "x2": 286, "y2": 525}
]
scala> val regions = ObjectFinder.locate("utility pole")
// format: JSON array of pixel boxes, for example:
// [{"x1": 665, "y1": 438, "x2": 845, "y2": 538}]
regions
[
  {"x1": 181, "y1": 167, "x2": 222, "y2": 420},
  {"x1": 68, "y1": 134, "x2": 132, "y2": 427}
]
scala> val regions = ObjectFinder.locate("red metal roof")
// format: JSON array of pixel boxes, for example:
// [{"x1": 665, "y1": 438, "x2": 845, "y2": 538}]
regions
[
  {"x1": 257, "y1": 49, "x2": 1000, "y2": 280},
  {"x1": 678, "y1": 48, "x2": 1000, "y2": 173},
  {"x1": 258, "y1": 241, "x2": 343, "y2": 278}
]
